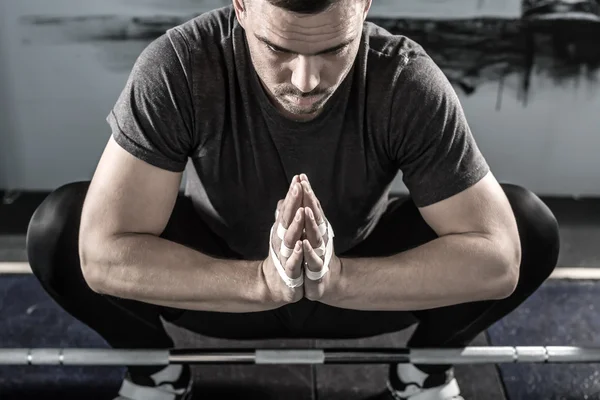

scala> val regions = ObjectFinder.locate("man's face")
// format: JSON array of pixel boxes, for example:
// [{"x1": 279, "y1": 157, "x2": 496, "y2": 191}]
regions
[{"x1": 235, "y1": 0, "x2": 370, "y2": 121}]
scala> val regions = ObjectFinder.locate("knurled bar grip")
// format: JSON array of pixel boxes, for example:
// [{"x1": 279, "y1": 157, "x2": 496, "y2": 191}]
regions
[
  {"x1": 2, "y1": 347, "x2": 600, "y2": 366},
  {"x1": 0, "y1": 349, "x2": 169, "y2": 366},
  {"x1": 256, "y1": 350, "x2": 325, "y2": 364}
]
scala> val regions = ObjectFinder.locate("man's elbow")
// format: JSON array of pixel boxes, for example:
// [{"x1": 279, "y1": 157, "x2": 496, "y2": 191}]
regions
[
  {"x1": 492, "y1": 238, "x2": 522, "y2": 299},
  {"x1": 78, "y1": 235, "x2": 111, "y2": 294},
  {"x1": 80, "y1": 251, "x2": 108, "y2": 294}
]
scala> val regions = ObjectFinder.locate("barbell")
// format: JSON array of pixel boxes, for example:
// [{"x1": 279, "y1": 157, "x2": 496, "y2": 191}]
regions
[{"x1": 1, "y1": 346, "x2": 600, "y2": 366}]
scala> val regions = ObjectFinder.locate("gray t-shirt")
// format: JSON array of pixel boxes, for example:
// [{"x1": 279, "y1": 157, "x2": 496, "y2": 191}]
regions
[{"x1": 107, "y1": 6, "x2": 489, "y2": 260}]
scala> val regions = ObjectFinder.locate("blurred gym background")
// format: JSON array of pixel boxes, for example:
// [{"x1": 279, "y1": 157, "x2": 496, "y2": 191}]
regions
[{"x1": 1, "y1": 1, "x2": 599, "y2": 399}]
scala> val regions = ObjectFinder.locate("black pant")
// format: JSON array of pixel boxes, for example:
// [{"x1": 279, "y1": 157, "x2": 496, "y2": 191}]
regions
[{"x1": 26, "y1": 181, "x2": 560, "y2": 375}]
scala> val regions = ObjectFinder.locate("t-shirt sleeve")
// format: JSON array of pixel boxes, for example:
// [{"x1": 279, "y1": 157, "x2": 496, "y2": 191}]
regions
[
  {"x1": 389, "y1": 52, "x2": 490, "y2": 208},
  {"x1": 106, "y1": 30, "x2": 194, "y2": 172}
]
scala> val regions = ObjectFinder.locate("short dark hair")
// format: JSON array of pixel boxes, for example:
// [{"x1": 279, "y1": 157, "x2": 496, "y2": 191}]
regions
[{"x1": 249, "y1": 0, "x2": 339, "y2": 14}]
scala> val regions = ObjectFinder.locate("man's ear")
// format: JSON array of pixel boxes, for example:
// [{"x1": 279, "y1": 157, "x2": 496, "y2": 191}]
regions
[
  {"x1": 363, "y1": 0, "x2": 372, "y2": 20},
  {"x1": 233, "y1": 0, "x2": 247, "y2": 28}
]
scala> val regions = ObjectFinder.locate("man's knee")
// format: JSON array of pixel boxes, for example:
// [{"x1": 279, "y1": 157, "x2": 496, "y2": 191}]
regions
[
  {"x1": 26, "y1": 181, "x2": 90, "y2": 286},
  {"x1": 500, "y1": 183, "x2": 560, "y2": 280}
]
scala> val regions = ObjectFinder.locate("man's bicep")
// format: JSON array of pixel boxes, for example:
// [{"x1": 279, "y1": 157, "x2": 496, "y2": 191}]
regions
[
  {"x1": 82, "y1": 136, "x2": 183, "y2": 240},
  {"x1": 418, "y1": 172, "x2": 521, "y2": 269}
]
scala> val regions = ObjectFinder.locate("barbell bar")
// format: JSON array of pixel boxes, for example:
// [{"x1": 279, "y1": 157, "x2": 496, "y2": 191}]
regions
[{"x1": 1, "y1": 346, "x2": 600, "y2": 366}]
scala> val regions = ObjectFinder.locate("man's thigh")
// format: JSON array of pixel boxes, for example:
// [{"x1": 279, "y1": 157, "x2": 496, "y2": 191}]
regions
[
  {"x1": 300, "y1": 303, "x2": 418, "y2": 339},
  {"x1": 167, "y1": 307, "x2": 292, "y2": 340},
  {"x1": 168, "y1": 301, "x2": 416, "y2": 341}
]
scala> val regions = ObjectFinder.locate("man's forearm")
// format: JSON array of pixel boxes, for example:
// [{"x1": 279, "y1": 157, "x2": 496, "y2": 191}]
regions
[
  {"x1": 328, "y1": 233, "x2": 519, "y2": 311},
  {"x1": 81, "y1": 233, "x2": 274, "y2": 313}
]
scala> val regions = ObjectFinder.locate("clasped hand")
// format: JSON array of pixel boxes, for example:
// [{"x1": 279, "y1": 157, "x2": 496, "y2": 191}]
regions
[{"x1": 263, "y1": 174, "x2": 341, "y2": 305}]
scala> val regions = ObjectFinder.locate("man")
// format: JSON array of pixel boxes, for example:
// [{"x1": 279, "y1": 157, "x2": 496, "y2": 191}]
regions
[{"x1": 26, "y1": 0, "x2": 560, "y2": 399}]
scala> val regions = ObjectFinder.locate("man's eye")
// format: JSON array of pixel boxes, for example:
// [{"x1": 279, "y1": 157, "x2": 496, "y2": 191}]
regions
[
  {"x1": 267, "y1": 45, "x2": 283, "y2": 53},
  {"x1": 265, "y1": 44, "x2": 346, "y2": 56}
]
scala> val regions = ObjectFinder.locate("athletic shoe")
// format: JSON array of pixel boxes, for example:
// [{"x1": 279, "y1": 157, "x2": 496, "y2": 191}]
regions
[
  {"x1": 368, "y1": 363, "x2": 463, "y2": 400},
  {"x1": 113, "y1": 364, "x2": 193, "y2": 400}
]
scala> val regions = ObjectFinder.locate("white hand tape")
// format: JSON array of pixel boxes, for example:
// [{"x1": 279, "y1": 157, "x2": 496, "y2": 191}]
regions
[
  {"x1": 305, "y1": 219, "x2": 335, "y2": 281},
  {"x1": 280, "y1": 241, "x2": 294, "y2": 258},
  {"x1": 318, "y1": 221, "x2": 327, "y2": 236},
  {"x1": 277, "y1": 223, "x2": 287, "y2": 241},
  {"x1": 314, "y1": 240, "x2": 326, "y2": 257},
  {"x1": 269, "y1": 225, "x2": 303, "y2": 288}
]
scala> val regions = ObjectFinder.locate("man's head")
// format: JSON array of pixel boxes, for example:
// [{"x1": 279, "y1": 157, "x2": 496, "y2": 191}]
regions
[{"x1": 234, "y1": 0, "x2": 372, "y2": 121}]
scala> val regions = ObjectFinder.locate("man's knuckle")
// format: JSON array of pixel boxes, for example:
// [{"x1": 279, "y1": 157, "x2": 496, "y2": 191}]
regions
[{"x1": 284, "y1": 234, "x2": 294, "y2": 248}]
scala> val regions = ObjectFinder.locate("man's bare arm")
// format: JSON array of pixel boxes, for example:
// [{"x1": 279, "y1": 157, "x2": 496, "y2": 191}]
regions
[
  {"x1": 79, "y1": 136, "x2": 274, "y2": 313},
  {"x1": 325, "y1": 172, "x2": 521, "y2": 311}
]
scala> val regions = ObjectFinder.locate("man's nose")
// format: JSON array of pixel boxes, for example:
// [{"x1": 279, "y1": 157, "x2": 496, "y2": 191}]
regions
[{"x1": 291, "y1": 55, "x2": 320, "y2": 94}]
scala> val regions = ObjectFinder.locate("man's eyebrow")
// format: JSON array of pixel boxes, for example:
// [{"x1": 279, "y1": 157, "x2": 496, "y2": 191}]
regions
[{"x1": 254, "y1": 33, "x2": 354, "y2": 55}]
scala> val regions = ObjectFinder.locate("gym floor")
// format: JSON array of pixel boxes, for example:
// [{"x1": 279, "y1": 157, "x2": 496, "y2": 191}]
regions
[{"x1": 1, "y1": 190, "x2": 599, "y2": 399}]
